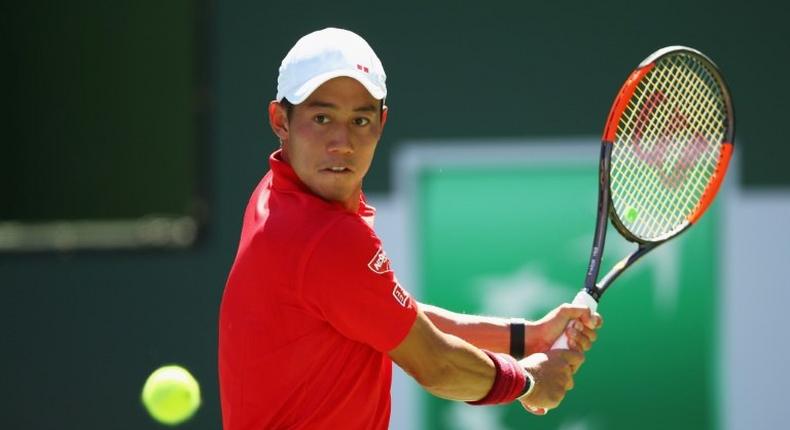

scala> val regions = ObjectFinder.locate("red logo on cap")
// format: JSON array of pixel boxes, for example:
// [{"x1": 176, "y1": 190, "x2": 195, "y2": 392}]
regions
[{"x1": 356, "y1": 64, "x2": 369, "y2": 73}]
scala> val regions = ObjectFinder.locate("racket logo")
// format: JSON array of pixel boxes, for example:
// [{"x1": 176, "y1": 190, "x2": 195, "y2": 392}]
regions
[
  {"x1": 631, "y1": 91, "x2": 711, "y2": 189},
  {"x1": 587, "y1": 246, "x2": 600, "y2": 277}
]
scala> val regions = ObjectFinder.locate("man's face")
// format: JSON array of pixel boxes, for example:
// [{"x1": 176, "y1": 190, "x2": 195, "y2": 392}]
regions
[{"x1": 271, "y1": 77, "x2": 387, "y2": 208}]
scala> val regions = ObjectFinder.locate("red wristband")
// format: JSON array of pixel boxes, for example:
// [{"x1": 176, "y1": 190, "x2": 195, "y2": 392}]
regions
[{"x1": 467, "y1": 350, "x2": 527, "y2": 405}]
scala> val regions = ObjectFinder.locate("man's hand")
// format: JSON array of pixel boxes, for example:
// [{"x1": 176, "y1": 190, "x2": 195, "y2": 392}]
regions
[
  {"x1": 517, "y1": 349, "x2": 584, "y2": 413},
  {"x1": 525, "y1": 304, "x2": 603, "y2": 355}
]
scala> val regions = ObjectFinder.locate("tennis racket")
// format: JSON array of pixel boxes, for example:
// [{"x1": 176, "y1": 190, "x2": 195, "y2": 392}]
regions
[
  {"x1": 552, "y1": 45, "x2": 735, "y2": 348},
  {"x1": 526, "y1": 45, "x2": 734, "y2": 416}
]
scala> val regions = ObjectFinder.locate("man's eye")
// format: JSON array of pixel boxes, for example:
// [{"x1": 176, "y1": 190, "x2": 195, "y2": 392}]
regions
[
  {"x1": 354, "y1": 117, "x2": 370, "y2": 126},
  {"x1": 314, "y1": 115, "x2": 330, "y2": 124}
]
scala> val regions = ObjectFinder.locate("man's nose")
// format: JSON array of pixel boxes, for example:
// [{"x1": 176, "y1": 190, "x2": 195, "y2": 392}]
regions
[{"x1": 326, "y1": 124, "x2": 353, "y2": 154}]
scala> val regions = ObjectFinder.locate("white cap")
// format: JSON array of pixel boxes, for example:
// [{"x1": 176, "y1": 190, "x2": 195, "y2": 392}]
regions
[{"x1": 276, "y1": 28, "x2": 387, "y2": 104}]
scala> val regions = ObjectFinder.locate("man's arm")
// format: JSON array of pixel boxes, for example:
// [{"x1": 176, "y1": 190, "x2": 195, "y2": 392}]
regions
[
  {"x1": 419, "y1": 302, "x2": 602, "y2": 356},
  {"x1": 418, "y1": 303, "x2": 511, "y2": 354},
  {"x1": 388, "y1": 308, "x2": 496, "y2": 401},
  {"x1": 388, "y1": 307, "x2": 584, "y2": 409}
]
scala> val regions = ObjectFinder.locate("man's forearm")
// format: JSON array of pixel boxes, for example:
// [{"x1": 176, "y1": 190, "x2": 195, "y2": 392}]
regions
[
  {"x1": 390, "y1": 307, "x2": 534, "y2": 404},
  {"x1": 420, "y1": 333, "x2": 498, "y2": 401},
  {"x1": 389, "y1": 309, "x2": 499, "y2": 401},
  {"x1": 419, "y1": 302, "x2": 513, "y2": 354}
]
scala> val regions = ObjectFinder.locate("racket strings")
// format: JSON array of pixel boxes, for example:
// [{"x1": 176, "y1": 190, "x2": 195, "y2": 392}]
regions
[
  {"x1": 618, "y1": 60, "x2": 722, "y2": 236},
  {"x1": 610, "y1": 53, "x2": 727, "y2": 241}
]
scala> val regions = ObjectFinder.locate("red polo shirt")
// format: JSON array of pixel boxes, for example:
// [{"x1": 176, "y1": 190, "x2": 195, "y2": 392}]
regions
[{"x1": 218, "y1": 150, "x2": 418, "y2": 430}]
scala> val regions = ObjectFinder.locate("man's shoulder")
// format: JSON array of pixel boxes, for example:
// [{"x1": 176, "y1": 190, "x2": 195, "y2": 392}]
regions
[
  {"x1": 305, "y1": 213, "x2": 385, "y2": 277},
  {"x1": 320, "y1": 212, "x2": 377, "y2": 244},
  {"x1": 250, "y1": 192, "x2": 369, "y2": 248}
]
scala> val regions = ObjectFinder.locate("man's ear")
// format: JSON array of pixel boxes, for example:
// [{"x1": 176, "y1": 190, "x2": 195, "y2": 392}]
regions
[
  {"x1": 381, "y1": 104, "x2": 388, "y2": 128},
  {"x1": 268, "y1": 101, "x2": 289, "y2": 141}
]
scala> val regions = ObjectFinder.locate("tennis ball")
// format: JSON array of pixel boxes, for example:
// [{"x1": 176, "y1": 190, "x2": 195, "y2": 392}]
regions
[
  {"x1": 625, "y1": 206, "x2": 639, "y2": 223},
  {"x1": 141, "y1": 365, "x2": 201, "y2": 426}
]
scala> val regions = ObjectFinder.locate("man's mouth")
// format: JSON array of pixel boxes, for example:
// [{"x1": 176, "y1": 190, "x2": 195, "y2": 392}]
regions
[{"x1": 322, "y1": 166, "x2": 352, "y2": 173}]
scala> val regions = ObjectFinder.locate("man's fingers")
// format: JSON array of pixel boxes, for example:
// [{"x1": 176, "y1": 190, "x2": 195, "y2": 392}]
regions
[
  {"x1": 560, "y1": 306, "x2": 603, "y2": 330},
  {"x1": 566, "y1": 327, "x2": 591, "y2": 351},
  {"x1": 567, "y1": 323, "x2": 602, "y2": 350},
  {"x1": 522, "y1": 404, "x2": 547, "y2": 415},
  {"x1": 554, "y1": 349, "x2": 585, "y2": 368},
  {"x1": 559, "y1": 304, "x2": 592, "y2": 322},
  {"x1": 577, "y1": 310, "x2": 603, "y2": 330},
  {"x1": 589, "y1": 312, "x2": 603, "y2": 329},
  {"x1": 578, "y1": 324, "x2": 597, "y2": 343}
]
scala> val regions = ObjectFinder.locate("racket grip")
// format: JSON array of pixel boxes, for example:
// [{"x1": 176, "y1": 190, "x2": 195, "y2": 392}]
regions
[
  {"x1": 550, "y1": 290, "x2": 599, "y2": 350},
  {"x1": 525, "y1": 290, "x2": 600, "y2": 415}
]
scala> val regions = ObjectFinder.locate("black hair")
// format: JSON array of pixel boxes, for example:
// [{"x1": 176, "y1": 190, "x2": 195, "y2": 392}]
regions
[{"x1": 280, "y1": 98, "x2": 296, "y2": 121}]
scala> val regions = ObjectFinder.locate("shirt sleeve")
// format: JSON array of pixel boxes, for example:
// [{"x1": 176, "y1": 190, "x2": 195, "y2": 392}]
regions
[{"x1": 300, "y1": 215, "x2": 418, "y2": 352}]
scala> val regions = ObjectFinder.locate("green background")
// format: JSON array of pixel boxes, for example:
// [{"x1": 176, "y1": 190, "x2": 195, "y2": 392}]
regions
[
  {"x1": 417, "y1": 162, "x2": 718, "y2": 429},
  {"x1": 1, "y1": 0, "x2": 779, "y2": 428}
]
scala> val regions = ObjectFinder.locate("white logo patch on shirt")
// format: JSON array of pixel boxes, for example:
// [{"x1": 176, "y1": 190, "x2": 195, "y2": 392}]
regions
[
  {"x1": 367, "y1": 247, "x2": 392, "y2": 274},
  {"x1": 392, "y1": 282, "x2": 409, "y2": 307}
]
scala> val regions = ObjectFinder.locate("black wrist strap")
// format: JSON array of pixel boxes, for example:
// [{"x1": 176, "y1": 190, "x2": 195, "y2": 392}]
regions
[{"x1": 509, "y1": 320, "x2": 525, "y2": 359}]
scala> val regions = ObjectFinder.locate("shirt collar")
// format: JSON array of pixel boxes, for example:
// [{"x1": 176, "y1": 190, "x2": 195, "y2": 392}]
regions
[{"x1": 269, "y1": 149, "x2": 311, "y2": 194}]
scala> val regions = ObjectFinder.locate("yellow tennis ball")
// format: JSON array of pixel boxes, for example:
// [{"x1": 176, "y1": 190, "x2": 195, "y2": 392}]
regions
[
  {"x1": 624, "y1": 206, "x2": 639, "y2": 223},
  {"x1": 141, "y1": 365, "x2": 201, "y2": 426}
]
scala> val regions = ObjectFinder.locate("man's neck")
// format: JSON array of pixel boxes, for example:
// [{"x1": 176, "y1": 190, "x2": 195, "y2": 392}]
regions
[{"x1": 340, "y1": 188, "x2": 362, "y2": 213}]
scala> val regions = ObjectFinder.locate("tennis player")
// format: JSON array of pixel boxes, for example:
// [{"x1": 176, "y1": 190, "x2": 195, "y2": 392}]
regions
[{"x1": 218, "y1": 27, "x2": 602, "y2": 429}]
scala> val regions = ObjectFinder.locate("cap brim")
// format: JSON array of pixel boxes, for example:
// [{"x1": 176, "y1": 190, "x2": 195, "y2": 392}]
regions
[{"x1": 281, "y1": 69, "x2": 386, "y2": 104}]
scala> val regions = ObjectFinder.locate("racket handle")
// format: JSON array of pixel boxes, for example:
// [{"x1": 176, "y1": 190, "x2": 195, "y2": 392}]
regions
[
  {"x1": 550, "y1": 290, "x2": 599, "y2": 350},
  {"x1": 525, "y1": 290, "x2": 599, "y2": 415}
]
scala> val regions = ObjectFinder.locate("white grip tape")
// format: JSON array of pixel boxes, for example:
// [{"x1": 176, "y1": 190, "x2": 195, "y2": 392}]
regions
[{"x1": 550, "y1": 290, "x2": 599, "y2": 350}]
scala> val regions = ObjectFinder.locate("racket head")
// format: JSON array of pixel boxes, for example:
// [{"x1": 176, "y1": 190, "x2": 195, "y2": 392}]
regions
[{"x1": 602, "y1": 46, "x2": 734, "y2": 244}]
